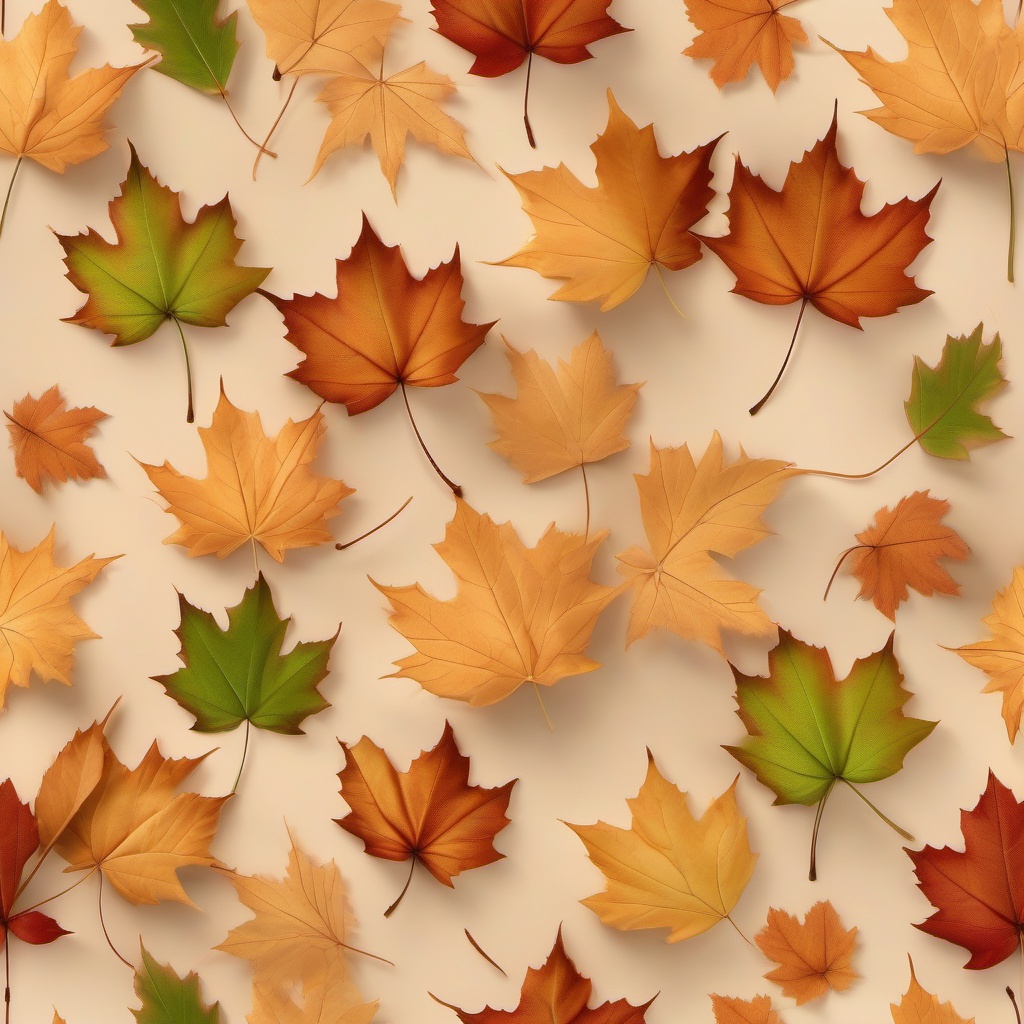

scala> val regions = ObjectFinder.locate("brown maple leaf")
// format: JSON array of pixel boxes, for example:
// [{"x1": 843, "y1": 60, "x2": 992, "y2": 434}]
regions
[
  {"x1": 478, "y1": 333, "x2": 643, "y2": 484},
  {"x1": 696, "y1": 107, "x2": 936, "y2": 413},
  {"x1": 373, "y1": 499, "x2": 621, "y2": 708},
  {"x1": 710, "y1": 995, "x2": 783, "y2": 1024},
  {"x1": 684, "y1": 0, "x2": 807, "y2": 92},
  {"x1": 829, "y1": 491, "x2": 969, "y2": 620},
  {"x1": 0, "y1": 527, "x2": 117, "y2": 707},
  {"x1": 336, "y1": 721, "x2": 515, "y2": 914},
  {"x1": 891, "y1": 957, "x2": 974, "y2": 1024},
  {"x1": 5, "y1": 386, "x2": 107, "y2": 493},
  {"x1": 139, "y1": 384, "x2": 353, "y2": 562},
  {"x1": 755, "y1": 901, "x2": 859, "y2": 1005}
]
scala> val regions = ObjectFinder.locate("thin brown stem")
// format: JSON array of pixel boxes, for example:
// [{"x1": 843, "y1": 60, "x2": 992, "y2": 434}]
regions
[
  {"x1": 1009, "y1": 986, "x2": 1022, "y2": 1024},
  {"x1": 98, "y1": 875, "x2": 133, "y2": 970},
  {"x1": 230, "y1": 719, "x2": 251, "y2": 795},
  {"x1": 823, "y1": 545, "x2": 871, "y2": 601},
  {"x1": 724, "y1": 914, "x2": 753, "y2": 946},
  {"x1": 580, "y1": 463, "x2": 590, "y2": 540},
  {"x1": 4, "y1": 930, "x2": 9, "y2": 1024},
  {"x1": 400, "y1": 382, "x2": 461, "y2": 496},
  {"x1": 523, "y1": 50, "x2": 536, "y2": 148},
  {"x1": 172, "y1": 317, "x2": 195, "y2": 423},
  {"x1": 1018, "y1": 0, "x2": 1023, "y2": 25},
  {"x1": 336, "y1": 496, "x2": 413, "y2": 549},
  {"x1": 253, "y1": 78, "x2": 298, "y2": 180},
  {"x1": 464, "y1": 930, "x2": 506, "y2": 975},
  {"x1": 17, "y1": 868, "x2": 95, "y2": 914},
  {"x1": 251, "y1": 537, "x2": 259, "y2": 578},
  {"x1": 218, "y1": 87, "x2": 277, "y2": 158},
  {"x1": 1006, "y1": 148, "x2": 1016, "y2": 283},
  {"x1": 2, "y1": 0, "x2": 5, "y2": 36},
  {"x1": 750, "y1": 297, "x2": 808, "y2": 415},
  {"x1": 654, "y1": 262, "x2": 688, "y2": 318},
  {"x1": 384, "y1": 856, "x2": 417, "y2": 918},
  {"x1": 808, "y1": 778, "x2": 836, "y2": 881},
  {"x1": 842, "y1": 780, "x2": 913, "y2": 841},
  {"x1": 0, "y1": 156, "x2": 23, "y2": 243},
  {"x1": 340, "y1": 942, "x2": 394, "y2": 966},
  {"x1": 532, "y1": 682, "x2": 554, "y2": 732}
]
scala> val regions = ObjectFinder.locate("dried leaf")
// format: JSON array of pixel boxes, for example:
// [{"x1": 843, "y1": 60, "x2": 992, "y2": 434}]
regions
[
  {"x1": 710, "y1": 995, "x2": 783, "y2": 1024},
  {"x1": 249, "y1": 977, "x2": 377, "y2": 1024},
  {"x1": 133, "y1": 945, "x2": 221, "y2": 1023},
  {"x1": 891, "y1": 957, "x2": 974, "y2": 1024}
]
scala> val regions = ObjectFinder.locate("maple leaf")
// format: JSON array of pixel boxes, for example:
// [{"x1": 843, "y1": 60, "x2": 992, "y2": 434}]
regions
[
  {"x1": 497, "y1": 91, "x2": 720, "y2": 310},
  {"x1": 57, "y1": 144, "x2": 270, "y2": 421},
  {"x1": 905, "y1": 325, "x2": 1009, "y2": 460},
  {"x1": 615, "y1": 433, "x2": 795, "y2": 654},
  {"x1": 683, "y1": 0, "x2": 807, "y2": 92},
  {"x1": 250, "y1": 977, "x2": 378, "y2": 1024},
  {"x1": 0, "y1": 527, "x2": 117, "y2": 707},
  {"x1": 133, "y1": 945, "x2": 221, "y2": 1024},
  {"x1": 755, "y1": 901, "x2": 858, "y2": 1005},
  {"x1": 139, "y1": 385, "x2": 353, "y2": 562},
  {"x1": 832, "y1": 491, "x2": 969, "y2": 620},
  {"x1": 697, "y1": 107, "x2": 936, "y2": 413},
  {"x1": 436, "y1": 926, "x2": 654, "y2": 1023},
  {"x1": 154, "y1": 573, "x2": 337, "y2": 735},
  {"x1": 726, "y1": 629, "x2": 936, "y2": 878},
  {"x1": 336, "y1": 721, "x2": 515, "y2": 913},
  {"x1": 0, "y1": 0, "x2": 145, "y2": 173},
  {"x1": 5, "y1": 385, "x2": 108, "y2": 494},
  {"x1": 908, "y1": 770, "x2": 1024, "y2": 969},
  {"x1": 311, "y1": 63, "x2": 474, "y2": 193},
  {"x1": 373, "y1": 499, "x2": 620, "y2": 708},
  {"x1": 54, "y1": 737, "x2": 227, "y2": 906},
  {"x1": 566, "y1": 752, "x2": 756, "y2": 942},
  {"x1": 710, "y1": 995, "x2": 783, "y2": 1024},
  {"x1": 891, "y1": 957, "x2": 974, "y2": 1024},
  {"x1": 478, "y1": 333, "x2": 643, "y2": 483}
]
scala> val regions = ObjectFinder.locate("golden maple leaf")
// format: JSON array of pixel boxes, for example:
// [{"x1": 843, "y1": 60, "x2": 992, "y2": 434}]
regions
[
  {"x1": 373, "y1": 499, "x2": 621, "y2": 707},
  {"x1": 0, "y1": 527, "x2": 117, "y2": 707},
  {"x1": 0, "y1": 0, "x2": 145, "y2": 171},
  {"x1": 139, "y1": 384, "x2": 353, "y2": 562},
  {"x1": 54, "y1": 739, "x2": 227, "y2": 905},
  {"x1": 616, "y1": 433, "x2": 795, "y2": 654},
  {"x1": 565, "y1": 752, "x2": 756, "y2": 942},
  {"x1": 250, "y1": 977, "x2": 378, "y2": 1024},
  {"x1": 312, "y1": 62, "x2": 474, "y2": 193},
  {"x1": 891, "y1": 958, "x2": 974, "y2": 1024},
  {"x1": 478, "y1": 333, "x2": 643, "y2": 483},
  {"x1": 710, "y1": 995, "x2": 783, "y2": 1024},
  {"x1": 5, "y1": 385, "x2": 107, "y2": 493}
]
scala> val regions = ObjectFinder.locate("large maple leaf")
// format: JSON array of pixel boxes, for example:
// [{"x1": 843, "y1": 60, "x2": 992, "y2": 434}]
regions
[
  {"x1": 437, "y1": 927, "x2": 654, "y2": 1023},
  {"x1": 373, "y1": 499, "x2": 620, "y2": 708},
  {"x1": 908, "y1": 771, "x2": 1024, "y2": 969},
  {"x1": 250, "y1": 976, "x2": 377, "y2": 1024},
  {"x1": 566, "y1": 753, "x2": 756, "y2": 942},
  {"x1": 336, "y1": 722, "x2": 515, "y2": 913},
  {"x1": 697, "y1": 107, "x2": 936, "y2": 413},
  {"x1": 0, "y1": 527, "x2": 117, "y2": 707},
  {"x1": 140, "y1": 385, "x2": 353, "y2": 563},
  {"x1": 616, "y1": 433, "x2": 795, "y2": 654},
  {"x1": 726, "y1": 629, "x2": 936, "y2": 878},
  {"x1": 496, "y1": 91, "x2": 721, "y2": 311}
]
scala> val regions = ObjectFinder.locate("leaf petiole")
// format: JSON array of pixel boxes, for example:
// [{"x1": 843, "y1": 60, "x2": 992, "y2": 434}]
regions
[
  {"x1": 253, "y1": 78, "x2": 298, "y2": 181},
  {"x1": 808, "y1": 778, "x2": 836, "y2": 880},
  {"x1": 750, "y1": 296, "x2": 808, "y2": 415},
  {"x1": 1006, "y1": 148, "x2": 1016, "y2": 284},
  {"x1": 842, "y1": 779, "x2": 913, "y2": 841},
  {"x1": 523, "y1": 50, "x2": 536, "y2": 148},
  {"x1": 400, "y1": 382, "x2": 461, "y2": 496},
  {"x1": 336, "y1": 496, "x2": 413, "y2": 550},
  {"x1": 98, "y1": 874, "x2": 133, "y2": 970},
  {"x1": 384, "y1": 856, "x2": 417, "y2": 918},
  {"x1": 230, "y1": 719, "x2": 251, "y2": 795},
  {"x1": 823, "y1": 545, "x2": 871, "y2": 601},
  {"x1": 171, "y1": 317, "x2": 195, "y2": 423},
  {"x1": 0, "y1": 156, "x2": 23, "y2": 243}
]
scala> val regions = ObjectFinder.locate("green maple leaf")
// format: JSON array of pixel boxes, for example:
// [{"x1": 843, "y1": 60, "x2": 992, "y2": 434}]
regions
[
  {"x1": 56, "y1": 143, "x2": 269, "y2": 420},
  {"x1": 133, "y1": 945, "x2": 219, "y2": 1024},
  {"x1": 905, "y1": 323, "x2": 1009, "y2": 459},
  {"x1": 129, "y1": 0, "x2": 238, "y2": 95},
  {"x1": 725, "y1": 629, "x2": 935, "y2": 879},
  {"x1": 153, "y1": 573, "x2": 337, "y2": 735}
]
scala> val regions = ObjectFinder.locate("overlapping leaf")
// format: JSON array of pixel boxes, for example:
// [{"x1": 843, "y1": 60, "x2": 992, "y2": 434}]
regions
[
  {"x1": 891, "y1": 959, "x2": 973, "y2": 1024},
  {"x1": 133, "y1": 946, "x2": 221, "y2": 1024}
]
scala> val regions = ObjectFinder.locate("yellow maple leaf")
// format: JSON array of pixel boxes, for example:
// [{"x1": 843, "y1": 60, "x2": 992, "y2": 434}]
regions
[
  {"x1": 0, "y1": 0, "x2": 145, "y2": 172},
  {"x1": 565, "y1": 752, "x2": 757, "y2": 942},
  {"x1": 140, "y1": 384, "x2": 353, "y2": 562},
  {"x1": 373, "y1": 498, "x2": 621, "y2": 707},
  {"x1": 616, "y1": 433, "x2": 795, "y2": 654},
  {"x1": 0, "y1": 527, "x2": 117, "y2": 707},
  {"x1": 891, "y1": 957, "x2": 974, "y2": 1024},
  {"x1": 478, "y1": 332, "x2": 643, "y2": 483},
  {"x1": 250, "y1": 977, "x2": 378, "y2": 1024}
]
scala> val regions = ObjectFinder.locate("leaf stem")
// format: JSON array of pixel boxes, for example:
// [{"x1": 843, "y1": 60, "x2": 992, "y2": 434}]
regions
[
  {"x1": 1006, "y1": 148, "x2": 1016, "y2": 284},
  {"x1": 98, "y1": 874, "x2": 133, "y2": 970},
  {"x1": 0, "y1": 156, "x2": 23, "y2": 243},
  {"x1": 580, "y1": 463, "x2": 590, "y2": 540},
  {"x1": 251, "y1": 537, "x2": 259, "y2": 578},
  {"x1": 336, "y1": 496, "x2": 413, "y2": 550},
  {"x1": 724, "y1": 913, "x2": 753, "y2": 946},
  {"x1": 750, "y1": 297, "x2": 808, "y2": 415},
  {"x1": 171, "y1": 317, "x2": 195, "y2": 423},
  {"x1": 1009, "y1": 986, "x2": 1022, "y2": 1024},
  {"x1": 823, "y1": 545, "x2": 871, "y2": 601},
  {"x1": 231, "y1": 719, "x2": 251, "y2": 795},
  {"x1": 384, "y1": 856, "x2": 416, "y2": 918},
  {"x1": 532, "y1": 681, "x2": 554, "y2": 732},
  {"x1": 464, "y1": 929, "x2": 506, "y2": 975},
  {"x1": 218, "y1": 87, "x2": 277, "y2": 159},
  {"x1": 523, "y1": 50, "x2": 536, "y2": 148},
  {"x1": 809, "y1": 778, "x2": 836, "y2": 881},
  {"x1": 842, "y1": 780, "x2": 913, "y2": 841},
  {"x1": 4, "y1": 930, "x2": 10, "y2": 1024},
  {"x1": 17, "y1": 868, "x2": 95, "y2": 914},
  {"x1": 252, "y1": 78, "x2": 298, "y2": 181},
  {"x1": 400, "y1": 382, "x2": 461, "y2": 496},
  {"x1": 654, "y1": 263, "x2": 688, "y2": 318}
]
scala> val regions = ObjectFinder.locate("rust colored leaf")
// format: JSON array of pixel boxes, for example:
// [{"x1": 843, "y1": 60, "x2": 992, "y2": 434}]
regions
[
  {"x1": 710, "y1": 995, "x2": 783, "y2": 1024},
  {"x1": 891, "y1": 957, "x2": 974, "y2": 1024}
]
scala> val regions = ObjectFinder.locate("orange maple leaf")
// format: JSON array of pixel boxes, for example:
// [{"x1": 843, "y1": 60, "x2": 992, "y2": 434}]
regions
[
  {"x1": 710, "y1": 995, "x2": 783, "y2": 1024},
  {"x1": 139, "y1": 384, "x2": 353, "y2": 562},
  {"x1": 5, "y1": 386, "x2": 107, "y2": 494},
  {"x1": 890, "y1": 957, "x2": 973, "y2": 1024},
  {"x1": 336, "y1": 721, "x2": 515, "y2": 913},
  {"x1": 831, "y1": 490, "x2": 969, "y2": 620},
  {"x1": 496, "y1": 90, "x2": 720, "y2": 311},
  {"x1": 683, "y1": 0, "x2": 807, "y2": 92},
  {"x1": 755, "y1": 901, "x2": 858, "y2": 1005}
]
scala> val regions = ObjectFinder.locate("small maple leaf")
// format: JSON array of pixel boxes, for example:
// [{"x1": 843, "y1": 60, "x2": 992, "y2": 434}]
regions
[
  {"x1": 616, "y1": 433, "x2": 795, "y2": 654},
  {"x1": 0, "y1": 1, "x2": 145, "y2": 173},
  {"x1": 891, "y1": 957, "x2": 974, "y2": 1024},
  {"x1": 710, "y1": 995, "x2": 783, "y2": 1024},
  {"x1": 336, "y1": 722, "x2": 515, "y2": 913},
  {"x1": 908, "y1": 770, "x2": 1024, "y2": 969},
  {"x1": 5, "y1": 386, "x2": 108, "y2": 494},
  {"x1": 0, "y1": 527, "x2": 117, "y2": 707},
  {"x1": 497, "y1": 91, "x2": 720, "y2": 310},
  {"x1": 436, "y1": 926, "x2": 655, "y2": 1023},
  {"x1": 133, "y1": 945, "x2": 221, "y2": 1024},
  {"x1": 312, "y1": 63, "x2": 475, "y2": 193},
  {"x1": 833, "y1": 491, "x2": 969, "y2": 620},
  {"x1": 755, "y1": 901, "x2": 858, "y2": 1005},
  {"x1": 140, "y1": 384, "x2": 353, "y2": 562},
  {"x1": 727, "y1": 630, "x2": 936, "y2": 879},
  {"x1": 566, "y1": 752, "x2": 757, "y2": 942},
  {"x1": 373, "y1": 499, "x2": 620, "y2": 707},
  {"x1": 250, "y1": 976, "x2": 378, "y2": 1024},
  {"x1": 478, "y1": 333, "x2": 643, "y2": 483},
  {"x1": 683, "y1": 0, "x2": 807, "y2": 91}
]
